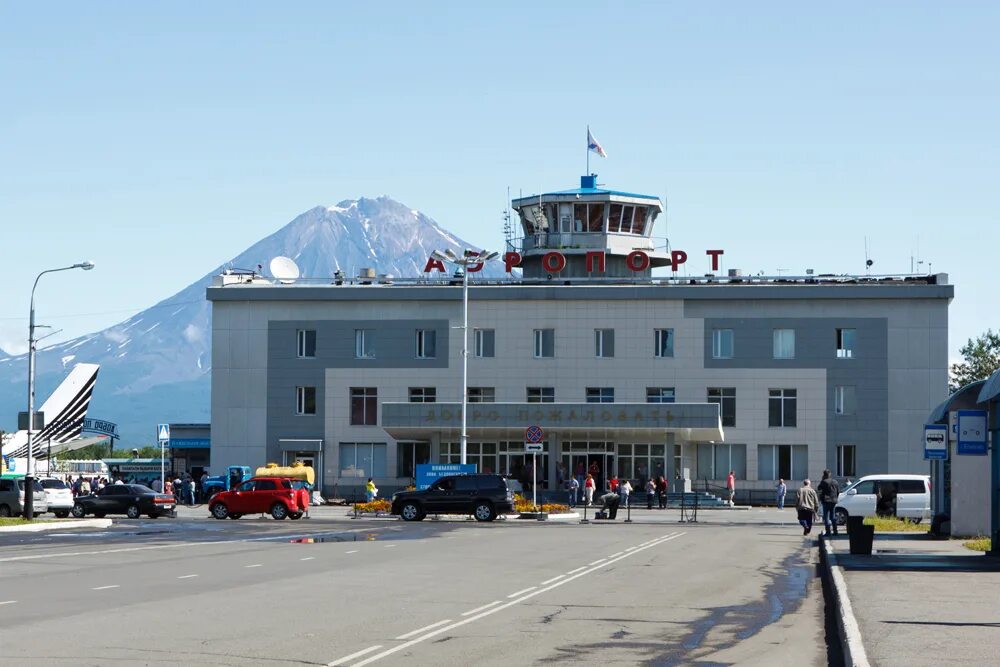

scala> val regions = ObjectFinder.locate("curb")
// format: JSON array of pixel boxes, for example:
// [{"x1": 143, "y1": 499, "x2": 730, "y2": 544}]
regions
[
  {"x1": 820, "y1": 537, "x2": 871, "y2": 667},
  {"x1": 0, "y1": 518, "x2": 113, "y2": 533}
]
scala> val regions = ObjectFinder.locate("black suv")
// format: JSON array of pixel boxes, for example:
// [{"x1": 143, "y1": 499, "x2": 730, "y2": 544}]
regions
[{"x1": 391, "y1": 474, "x2": 514, "y2": 522}]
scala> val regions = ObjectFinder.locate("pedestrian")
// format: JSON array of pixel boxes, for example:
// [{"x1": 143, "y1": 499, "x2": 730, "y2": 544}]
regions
[
  {"x1": 584, "y1": 474, "x2": 595, "y2": 506},
  {"x1": 565, "y1": 476, "x2": 579, "y2": 508},
  {"x1": 164, "y1": 478, "x2": 174, "y2": 497},
  {"x1": 620, "y1": 479, "x2": 632, "y2": 507},
  {"x1": 152, "y1": 477, "x2": 162, "y2": 493},
  {"x1": 186, "y1": 476, "x2": 196, "y2": 506},
  {"x1": 726, "y1": 470, "x2": 736, "y2": 506},
  {"x1": 80, "y1": 477, "x2": 91, "y2": 496},
  {"x1": 796, "y1": 479, "x2": 820, "y2": 536},
  {"x1": 609, "y1": 475, "x2": 619, "y2": 493},
  {"x1": 776, "y1": 478, "x2": 787, "y2": 509},
  {"x1": 365, "y1": 477, "x2": 377, "y2": 503},
  {"x1": 645, "y1": 478, "x2": 656, "y2": 509},
  {"x1": 816, "y1": 469, "x2": 842, "y2": 535},
  {"x1": 656, "y1": 475, "x2": 667, "y2": 509}
]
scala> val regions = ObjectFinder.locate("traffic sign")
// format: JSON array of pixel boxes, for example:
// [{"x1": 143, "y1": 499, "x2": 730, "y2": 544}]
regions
[
  {"x1": 525, "y1": 425, "x2": 544, "y2": 443},
  {"x1": 957, "y1": 410, "x2": 988, "y2": 455},
  {"x1": 923, "y1": 424, "x2": 947, "y2": 460},
  {"x1": 157, "y1": 423, "x2": 170, "y2": 442},
  {"x1": 525, "y1": 443, "x2": 543, "y2": 453}
]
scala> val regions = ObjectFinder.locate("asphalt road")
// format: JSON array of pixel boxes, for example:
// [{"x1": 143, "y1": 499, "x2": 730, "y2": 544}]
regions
[{"x1": 0, "y1": 509, "x2": 833, "y2": 666}]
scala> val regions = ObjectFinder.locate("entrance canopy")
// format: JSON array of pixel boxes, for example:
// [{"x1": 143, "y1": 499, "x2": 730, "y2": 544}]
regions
[{"x1": 381, "y1": 402, "x2": 724, "y2": 442}]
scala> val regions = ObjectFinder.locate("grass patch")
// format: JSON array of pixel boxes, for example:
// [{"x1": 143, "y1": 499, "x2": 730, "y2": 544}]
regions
[
  {"x1": 863, "y1": 516, "x2": 930, "y2": 533},
  {"x1": 963, "y1": 536, "x2": 992, "y2": 552},
  {"x1": 0, "y1": 517, "x2": 53, "y2": 527}
]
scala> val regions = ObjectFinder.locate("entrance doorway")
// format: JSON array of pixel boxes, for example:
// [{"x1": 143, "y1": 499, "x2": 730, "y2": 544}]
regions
[{"x1": 563, "y1": 441, "x2": 614, "y2": 497}]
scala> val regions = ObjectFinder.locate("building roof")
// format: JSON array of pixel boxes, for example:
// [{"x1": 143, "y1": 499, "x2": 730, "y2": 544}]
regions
[
  {"x1": 927, "y1": 380, "x2": 987, "y2": 424},
  {"x1": 531, "y1": 186, "x2": 662, "y2": 200},
  {"x1": 977, "y1": 368, "x2": 1000, "y2": 404}
]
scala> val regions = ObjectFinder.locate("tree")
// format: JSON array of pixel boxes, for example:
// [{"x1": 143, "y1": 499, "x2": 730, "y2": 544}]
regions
[{"x1": 950, "y1": 329, "x2": 1000, "y2": 392}]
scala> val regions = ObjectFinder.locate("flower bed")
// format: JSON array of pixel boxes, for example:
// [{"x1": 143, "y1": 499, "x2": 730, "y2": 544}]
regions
[
  {"x1": 353, "y1": 499, "x2": 392, "y2": 515},
  {"x1": 513, "y1": 493, "x2": 570, "y2": 514}
]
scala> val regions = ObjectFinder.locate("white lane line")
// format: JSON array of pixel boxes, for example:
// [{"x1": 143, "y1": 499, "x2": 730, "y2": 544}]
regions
[
  {"x1": 177, "y1": 574, "x2": 199, "y2": 579},
  {"x1": 327, "y1": 645, "x2": 383, "y2": 666},
  {"x1": 91, "y1": 585, "x2": 119, "y2": 591},
  {"x1": 566, "y1": 566, "x2": 588, "y2": 575},
  {"x1": 507, "y1": 586, "x2": 536, "y2": 598},
  {"x1": 395, "y1": 619, "x2": 452, "y2": 640},
  {"x1": 300, "y1": 557, "x2": 315, "y2": 561},
  {"x1": 245, "y1": 564, "x2": 262, "y2": 568},
  {"x1": 345, "y1": 550, "x2": 359, "y2": 554},
  {"x1": 0, "y1": 600, "x2": 17, "y2": 605},
  {"x1": 383, "y1": 544, "x2": 397, "y2": 548},
  {"x1": 588, "y1": 558, "x2": 606, "y2": 566},
  {"x1": 609, "y1": 552, "x2": 623, "y2": 558},
  {"x1": 624, "y1": 546, "x2": 637, "y2": 552},
  {"x1": 540, "y1": 574, "x2": 565, "y2": 585},
  {"x1": 349, "y1": 532, "x2": 685, "y2": 667},
  {"x1": 460, "y1": 600, "x2": 501, "y2": 617}
]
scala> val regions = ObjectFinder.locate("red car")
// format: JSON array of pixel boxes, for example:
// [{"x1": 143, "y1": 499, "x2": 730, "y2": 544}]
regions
[{"x1": 209, "y1": 477, "x2": 308, "y2": 520}]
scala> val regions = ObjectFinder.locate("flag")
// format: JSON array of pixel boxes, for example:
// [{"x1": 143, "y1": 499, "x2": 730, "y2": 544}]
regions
[{"x1": 587, "y1": 128, "x2": 607, "y2": 158}]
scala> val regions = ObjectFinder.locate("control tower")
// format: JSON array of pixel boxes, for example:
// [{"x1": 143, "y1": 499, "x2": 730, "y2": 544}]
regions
[{"x1": 511, "y1": 174, "x2": 667, "y2": 279}]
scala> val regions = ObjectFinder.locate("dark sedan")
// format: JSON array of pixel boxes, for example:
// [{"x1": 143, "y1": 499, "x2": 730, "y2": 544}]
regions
[{"x1": 71, "y1": 484, "x2": 177, "y2": 519}]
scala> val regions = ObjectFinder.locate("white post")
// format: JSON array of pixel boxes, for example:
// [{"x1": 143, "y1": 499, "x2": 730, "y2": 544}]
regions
[
  {"x1": 24, "y1": 291, "x2": 36, "y2": 518},
  {"x1": 532, "y1": 451, "x2": 537, "y2": 510},
  {"x1": 160, "y1": 441, "x2": 165, "y2": 493},
  {"x1": 460, "y1": 265, "x2": 469, "y2": 466}
]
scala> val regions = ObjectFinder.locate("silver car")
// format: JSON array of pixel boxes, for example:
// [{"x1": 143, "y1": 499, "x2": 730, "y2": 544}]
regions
[{"x1": 0, "y1": 477, "x2": 49, "y2": 517}]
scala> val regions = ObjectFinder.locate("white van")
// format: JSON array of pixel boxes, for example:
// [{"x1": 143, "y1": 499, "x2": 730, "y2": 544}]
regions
[{"x1": 835, "y1": 474, "x2": 931, "y2": 525}]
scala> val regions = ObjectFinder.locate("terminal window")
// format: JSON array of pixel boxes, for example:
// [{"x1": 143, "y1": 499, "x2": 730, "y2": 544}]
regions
[
  {"x1": 415, "y1": 329, "x2": 437, "y2": 359},
  {"x1": 654, "y1": 328, "x2": 674, "y2": 358},
  {"x1": 595, "y1": 329, "x2": 615, "y2": 358},
  {"x1": 758, "y1": 444, "x2": 808, "y2": 480},
  {"x1": 350, "y1": 387, "x2": 378, "y2": 425},
  {"x1": 773, "y1": 329, "x2": 795, "y2": 359},
  {"x1": 295, "y1": 386, "x2": 316, "y2": 415},
  {"x1": 834, "y1": 386, "x2": 856, "y2": 415},
  {"x1": 836, "y1": 328, "x2": 856, "y2": 359},
  {"x1": 468, "y1": 387, "x2": 496, "y2": 403},
  {"x1": 339, "y1": 442, "x2": 387, "y2": 478},
  {"x1": 768, "y1": 389, "x2": 797, "y2": 427},
  {"x1": 707, "y1": 387, "x2": 736, "y2": 427},
  {"x1": 527, "y1": 387, "x2": 555, "y2": 403},
  {"x1": 355, "y1": 329, "x2": 375, "y2": 359},
  {"x1": 712, "y1": 329, "x2": 734, "y2": 359},
  {"x1": 474, "y1": 328, "x2": 495, "y2": 358},
  {"x1": 296, "y1": 329, "x2": 316, "y2": 358},
  {"x1": 646, "y1": 387, "x2": 676, "y2": 404},
  {"x1": 586, "y1": 387, "x2": 615, "y2": 403},
  {"x1": 533, "y1": 329, "x2": 555, "y2": 358},
  {"x1": 836, "y1": 445, "x2": 856, "y2": 477},
  {"x1": 408, "y1": 387, "x2": 437, "y2": 403},
  {"x1": 397, "y1": 441, "x2": 431, "y2": 478}
]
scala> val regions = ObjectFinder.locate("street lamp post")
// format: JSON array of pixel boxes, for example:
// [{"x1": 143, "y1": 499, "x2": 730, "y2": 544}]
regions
[
  {"x1": 430, "y1": 249, "x2": 498, "y2": 466},
  {"x1": 23, "y1": 262, "x2": 95, "y2": 520}
]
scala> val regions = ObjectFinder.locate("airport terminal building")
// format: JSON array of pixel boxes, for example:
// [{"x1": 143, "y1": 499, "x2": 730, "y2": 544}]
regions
[{"x1": 207, "y1": 176, "x2": 953, "y2": 499}]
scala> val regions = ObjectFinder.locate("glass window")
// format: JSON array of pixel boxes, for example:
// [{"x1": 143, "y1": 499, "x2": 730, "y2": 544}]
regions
[
  {"x1": 585, "y1": 387, "x2": 614, "y2": 403},
  {"x1": 595, "y1": 329, "x2": 615, "y2": 358},
  {"x1": 533, "y1": 329, "x2": 554, "y2": 358},
  {"x1": 235, "y1": 480, "x2": 256, "y2": 492},
  {"x1": 295, "y1": 386, "x2": 316, "y2": 415},
  {"x1": 836, "y1": 445, "x2": 856, "y2": 477},
  {"x1": 608, "y1": 204, "x2": 623, "y2": 233},
  {"x1": 757, "y1": 444, "x2": 808, "y2": 480},
  {"x1": 296, "y1": 330, "x2": 316, "y2": 358},
  {"x1": 395, "y1": 440, "x2": 428, "y2": 476},
  {"x1": 834, "y1": 386, "x2": 856, "y2": 415},
  {"x1": 474, "y1": 328, "x2": 495, "y2": 358},
  {"x1": 712, "y1": 329, "x2": 734, "y2": 359},
  {"x1": 898, "y1": 480, "x2": 926, "y2": 494},
  {"x1": 355, "y1": 329, "x2": 375, "y2": 359},
  {"x1": 350, "y1": 387, "x2": 377, "y2": 425},
  {"x1": 416, "y1": 329, "x2": 436, "y2": 359},
  {"x1": 837, "y1": 328, "x2": 856, "y2": 359},
  {"x1": 768, "y1": 389, "x2": 797, "y2": 427},
  {"x1": 707, "y1": 387, "x2": 736, "y2": 427},
  {"x1": 468, "y1": 387, "x2": 495, "y2": 403},
  {"x1": 773, "y1": 329, "x2": 795, "y2": 359},
  {"x1": 408, "y1": 387, "x2": 436, "y2": 403},
  {"x1": 646, "y1": 387, "x2": 675, "y2": 403},
  {"x1": 527, "y1": 387, "x2": 555, "y2": 403},
  {"x1": 256, "y1": 479, "x2": 277, "y2": 491},
  {"x1": 630, "y1": 206, "x2": 648, "y2": 235},
  {"x1": 588, "y1": 204, "x2": 605, "y2": 232},
  {"x1": 339, "y1": 442, "x2": 387, "y2": 478},
  {"x1": 454, "y1": 476, "x2": 478, "y2": 492},
  {"x1": 654, "y1": 328, "x2": 674, "y2": 358},
  {"x1": 852, "y1": 480, "x2": 876, "y2": 495}
]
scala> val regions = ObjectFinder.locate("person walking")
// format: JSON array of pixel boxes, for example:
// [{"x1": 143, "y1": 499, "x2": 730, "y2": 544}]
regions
[
  {"x1": 584, "y1": 474, "x2": 595, "y2": 506},
  {"x1": 365, "y1": 477, "x2": 377, "y2": 503},
  {"x1": 645, "y1": 478, "x2": 656, "y2": 509},
  {"x1": 656, "y1": 476, "x2": 667, "y2": 509},
  {"x1": 775, "y1": 478, "x2": 787, "y2": 509},
  {"x1": 816, "y1": 469, "x2": 842, "y2": 535},
  {"x1": 620, "y1": 479, "x2": 632, "y2": 507},
  {"x1": 609, "y1": 475, "x2": 619, "y2": 494},
  {"x1": 795, "y1": 479, "x2": 820, "y2": 535},
  {"x1": 726, "y1": 470, "x2": 736, "y2": 507},
  {"x1": 565, "y1": 476, "x2": 579, "y2": 508}
]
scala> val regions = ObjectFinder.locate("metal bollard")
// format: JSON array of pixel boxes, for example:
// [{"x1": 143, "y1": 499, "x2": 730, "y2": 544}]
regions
[
  {"x1": 580, "y1": 498, "x2": 590, "y2": 524},
  {"x1": 624, "y1": 495, "x2": 632, "y2": 523}
]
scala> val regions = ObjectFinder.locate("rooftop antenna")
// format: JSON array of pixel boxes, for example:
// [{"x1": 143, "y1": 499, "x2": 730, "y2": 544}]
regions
[
  {"x1": 503, "y1": 186, "x2": 513, "y2": 252},
  {"x1": 269, "y1": 256, "x2": 300, "y2": 284},
  {"x1": 864, "y1": 237, "x2": 873, "y2": 275}
]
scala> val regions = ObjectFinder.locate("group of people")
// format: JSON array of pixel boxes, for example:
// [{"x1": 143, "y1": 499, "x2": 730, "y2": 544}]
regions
[
  {"x1": 779, "y1": 470, "x2": 843, "y2": 536},
  {"x1": 68, "y1": 475, "x2": 118, "y2": 496}
]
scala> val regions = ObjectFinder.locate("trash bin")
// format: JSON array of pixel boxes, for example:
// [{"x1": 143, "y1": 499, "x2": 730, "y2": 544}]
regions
[{"x1": 846, "y1": 516, "x2": 875, "y2": 555}]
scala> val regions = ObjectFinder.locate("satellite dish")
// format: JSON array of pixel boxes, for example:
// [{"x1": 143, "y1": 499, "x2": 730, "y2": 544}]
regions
[{"x1": 269, "y1": 256, "x2": 300, "y2": 284}]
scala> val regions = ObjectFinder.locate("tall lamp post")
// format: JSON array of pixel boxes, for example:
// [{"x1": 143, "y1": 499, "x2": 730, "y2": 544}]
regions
[
  {"x1": 430, "y1": 249, "x2": 498, "y2": 466},
  {"x1": 23, "y1": 262, "x2": 95, "y2": 520}
]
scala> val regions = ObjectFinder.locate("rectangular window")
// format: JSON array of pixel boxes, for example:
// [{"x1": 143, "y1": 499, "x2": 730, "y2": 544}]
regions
[
  {"x1": 834, "y1": 385, "x2": 856, "y2": 415},
  {"x1": 295, "y1": 386, "x2": 316, "y2": 415},
  {"x1": 836, "y1": 444, "x2": 856, "y2": 477},
  {"x1": 595, "y1": 328, "x2": 615, "y2": 358},
  {"x1": 349, "y1": 387, "x2": 377, "y2": 425},
  {"x1": 396, "y1": 441, "x2": 431, "y2": 478},
  {"x1": 415, "y1": 329, "x2": 436, "y2": 359},
  {"x1": 768, "y1": 389, "x2": 798, "y2": 427},
  {"x1": 837, "y1": 328, "x2": 856, "y2": 359},
  {"x1": 296, "y1": 330, "x2": 316, "y2": 358},
  {"x1": 468, "y1": 387, "x2": 495, "y2": 403},
  {"x1": 533, "y1": 328, "x2": 554, "y2": 358},
  {"x1": 699, "y1": 443, "x2": 747, "y2": 480},
  {"x1": 354, "y1": 329, "x2": 374, "y2": 359},
  {"x1": 773, "y1": 329, "x2": 795, "y2": 359},
  {"x1": 585, "y1": 387, "x2": 615, "y2": 403},
  {"x1": 654, "y1": 328, "x2": 674, "y2": 358},
  {"x1": 339, "y1": 442, "x2": 387, "y2": 478},
  {"x1": 712, "y1": 329, "x2": 734, "y2": 359},
  {"x1": 758, "y1": 444, "x2": 808, "y2": 480},
  {"x1": 646, "y1": 387, "x2": 676, "y2": 403},
  {"x1": 707, "y1": 387, "x2": 736, "y2": 427},
  {"x1": 408, "y1": 387, "x2": 436, "y2": 403},
  {"x1": 527, "y1": 387, "x2": 555, "y2": 403},
  {"x1": 473, "y1": 328, "x2": 495, "y2": 358}
]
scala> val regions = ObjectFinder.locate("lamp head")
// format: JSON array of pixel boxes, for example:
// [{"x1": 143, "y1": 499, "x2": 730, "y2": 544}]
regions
[
  {"x1": 430, "y1": 250, "x2": 449, "y2": 262},
  {"x1": 443, "y1": 249, "x2": 458, "y2": 262},
  {"x1": 480, "y1": 250, "x2": 499, "y2": 261},
  {"x1": 75, "y1": 261, "x2": 95, "y2": 271}
]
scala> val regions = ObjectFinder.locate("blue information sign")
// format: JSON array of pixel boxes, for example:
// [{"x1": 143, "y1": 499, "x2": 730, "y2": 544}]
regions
[
  {"x1": 415, "y1": 463, "x2": 477, "y2": 490},
  {"x1": 923, "y1": 424, "x2": 948, "y2": 460},
  {"x1": 957, "y1": 409, "x2": 988, "y2": 456}
]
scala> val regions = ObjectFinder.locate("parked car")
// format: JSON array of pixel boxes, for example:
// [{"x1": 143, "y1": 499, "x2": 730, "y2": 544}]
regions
[
  {"x1": 208, "y1": 477, "x2": 307, "y2": 520},
  {"x1": 71, "y1": 484, "x2": 177, "y2": 519},
  {"x1": 39, "y1": 477, "x2": 75, "y2": 518},
  {"x1": 391, "y1": 473, "x2": 514, "y2": 522},
  {"x1": 0, "y1": 477, "x2": 48, "y2": 517},
  {"x1": 835, "y1": 474, "x2": 931, "y2": 525}
]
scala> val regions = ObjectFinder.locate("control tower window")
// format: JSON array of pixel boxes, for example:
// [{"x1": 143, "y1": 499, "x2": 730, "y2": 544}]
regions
[
  {"x1": 630, "y1": 207, "x2": 648, "y2": 235},
  {"x1": 573, "y1": 204, "x2": 605, "y2": 233},
  {"x1": 609, "y1": 204, "x2": 623, "y2": 232}
]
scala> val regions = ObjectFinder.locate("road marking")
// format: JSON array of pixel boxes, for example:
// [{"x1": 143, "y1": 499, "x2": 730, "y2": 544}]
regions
[
  {"x1": 92, "y1": 585, "x2": 119, "y2": 591},
  {"x1": 588, "y1": 558, "x2": 606, "y2": 566},
  {"x1": 395, "y1": 619, "x2": 452, "y2": 640},
  {"x1": 300, "y1": 556, "x2": 315, "y2": 561},
  {"x1": 327, "y1": 645, "x2": 383, "y2": 666},
  {"x1": 540, "y1": 574, "x2": 565, "y2": 585},
  {"x1": 460, "y1": 600, "x2": 501, "y2": 616},
  {"x1": 177, "y1": 574, "x2": 199, "y2": 579},
  {"x1": 507, "y1": 586, "x2": 536, "y2": 598},
  {"x1": 349, "y1": 532, "x2": 685, "y2": 667},
  {"x1": 345, "y1": 550, "x2": 359, "y2": 554},
  {"x1": 0, "y1": 600, "x2": 16, "y2": 605},
  {"x1": 383, "y1": 544, "x2": 397, "y2": 548},
  {"x1": 609, "y1": 551, "x2": 623, "y2": 558},
  {"x1": 566, "y1": 566, "x2": 587, "y2": 575},
  {"x1": 624, "y1": 546, "x2": 637, "y2": 551},
  {"x1": 245, "y1": 564, "x2": 262, "y2": 568}
]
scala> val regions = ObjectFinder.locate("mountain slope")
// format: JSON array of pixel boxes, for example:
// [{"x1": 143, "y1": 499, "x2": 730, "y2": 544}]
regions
[{"x1": 0, "y1": 197, "x2": 505, "y2": 444}]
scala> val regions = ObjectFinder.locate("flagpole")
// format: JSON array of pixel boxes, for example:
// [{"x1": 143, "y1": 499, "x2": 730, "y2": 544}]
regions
[{"x1": 586, "y1": 125, "x2": 590, "y2": 175}]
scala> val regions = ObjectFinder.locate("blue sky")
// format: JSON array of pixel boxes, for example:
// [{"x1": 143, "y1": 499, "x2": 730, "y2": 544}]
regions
[{"x1": 1, "y1": 2, "x2": 997, "y2": 361}]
